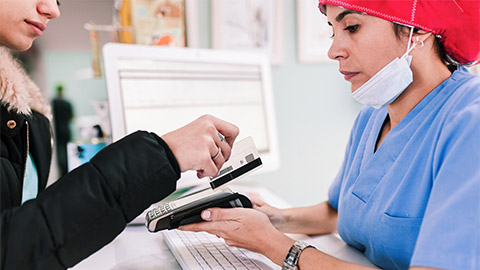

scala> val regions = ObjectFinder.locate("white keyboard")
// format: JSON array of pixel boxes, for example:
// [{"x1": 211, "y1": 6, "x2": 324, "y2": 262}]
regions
[{"x1": 163, "y1": 230, "x2": 278, "y2": 270}]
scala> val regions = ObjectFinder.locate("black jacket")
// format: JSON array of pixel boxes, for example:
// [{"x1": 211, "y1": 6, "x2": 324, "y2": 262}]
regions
[
  {"x1": 1, "y1": 106, "x2": 53, "y2": 208},
  {"x1": 1, "y1": 105, "x2": 181, "y2": 269}
]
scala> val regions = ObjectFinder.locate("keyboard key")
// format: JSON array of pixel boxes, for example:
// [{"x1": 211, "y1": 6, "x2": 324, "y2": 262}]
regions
[{"x1": 166, "y1": 230, "x2": 263, "y2": 269}]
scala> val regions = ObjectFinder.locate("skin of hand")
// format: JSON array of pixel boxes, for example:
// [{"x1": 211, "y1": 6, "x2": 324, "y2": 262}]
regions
[
  {"x1": 249, "y1": 192, "x2": 288, "y2": 231},
  {"x1": 161, "y1": 115, "x2": 239, "y2": 178},
  {"x1": 251, "y1": 193, "x2": 338, "y2": 235},
  {"x1": 179, "y1": 207, "x2": 295, "y2": 265}
]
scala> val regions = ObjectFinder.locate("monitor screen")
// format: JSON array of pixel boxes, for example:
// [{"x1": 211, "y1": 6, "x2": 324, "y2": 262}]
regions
[{"x1": 103, "y1": 43, "x2": 279, "y2": 187}]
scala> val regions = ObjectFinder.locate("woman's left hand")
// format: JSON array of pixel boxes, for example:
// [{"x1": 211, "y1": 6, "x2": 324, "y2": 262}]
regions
[{"x1": 179, "y1": 208, "x2": 295, "y2": 265}]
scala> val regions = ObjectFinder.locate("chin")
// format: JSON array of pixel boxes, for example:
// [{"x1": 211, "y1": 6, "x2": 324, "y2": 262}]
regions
[
  {"x1": 14, "y1": 42, "x2": 34, "y2": 52},
  {"x1": 2, "y1": 38, "x2": 34, "y2": 51},
  {"x1": 350, "y1": 81, "x2": 366, "y2": 93},
  {"x1": 350, "y1": 85, "x2": 358, "y2": 93}
]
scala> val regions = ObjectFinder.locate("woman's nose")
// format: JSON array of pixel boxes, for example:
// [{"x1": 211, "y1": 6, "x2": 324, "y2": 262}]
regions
[
  {"x1": 37, "y1": 0, "x2": 60, "y2": 20},
  {"x1": 328, "y1": 36, "x2": 348, "y2": 61}
]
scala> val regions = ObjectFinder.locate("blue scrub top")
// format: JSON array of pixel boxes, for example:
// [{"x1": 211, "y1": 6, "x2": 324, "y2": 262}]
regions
[{"x1": 329, "y1": 67, "x2": 480, "y2": 270}]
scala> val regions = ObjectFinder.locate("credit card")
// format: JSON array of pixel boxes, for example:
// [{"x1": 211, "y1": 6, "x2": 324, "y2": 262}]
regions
[{"x1": 209, "y1": 136, "x2": 263, "y2": 190}]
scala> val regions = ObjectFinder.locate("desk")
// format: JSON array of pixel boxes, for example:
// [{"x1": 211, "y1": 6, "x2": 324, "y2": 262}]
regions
[{"x1": 70, "y1": 184, "x2": 377, "y2": 269}]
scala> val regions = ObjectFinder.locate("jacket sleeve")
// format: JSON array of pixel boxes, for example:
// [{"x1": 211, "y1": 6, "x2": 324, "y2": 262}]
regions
[{"x1": 1, "y1": 131, "x2": 181, "y2": 270}]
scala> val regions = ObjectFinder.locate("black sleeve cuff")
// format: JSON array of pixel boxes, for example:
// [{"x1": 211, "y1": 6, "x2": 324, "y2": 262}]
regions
[{"x1": 150, "y1": 132, "x2": 181, "y2": 178}]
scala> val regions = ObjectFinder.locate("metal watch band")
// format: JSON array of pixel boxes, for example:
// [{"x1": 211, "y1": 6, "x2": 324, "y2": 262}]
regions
[{"x1": 282, "y1": 241, "x2": 316, "y2": 270}]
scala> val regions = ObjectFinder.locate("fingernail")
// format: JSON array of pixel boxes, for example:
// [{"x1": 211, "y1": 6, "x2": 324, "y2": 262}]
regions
[{"x1": 202, "y1": 210, "x2": 211, "y2": 220}]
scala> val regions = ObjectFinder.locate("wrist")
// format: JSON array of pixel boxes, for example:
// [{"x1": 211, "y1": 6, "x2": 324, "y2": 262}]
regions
[
  {"x1": 155, "y1": 134, "x2": 181, "y2": 176},
  {"x1": 279, "y1": 208, "x2": 298, "y2": 232},
  {"x1": 282, "y1": 241, "x2": 317, "y2": 270},
  {"x1": 262, "y1": 232, "x2": 295, "y2": 266}
]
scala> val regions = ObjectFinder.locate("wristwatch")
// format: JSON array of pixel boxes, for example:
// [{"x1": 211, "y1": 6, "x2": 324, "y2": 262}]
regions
[{"x1": 282, "y1": 241, "x2": 316, "y2": 270}]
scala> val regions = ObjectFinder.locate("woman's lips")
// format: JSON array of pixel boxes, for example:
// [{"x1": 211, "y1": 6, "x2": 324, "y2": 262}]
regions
[
  {"x1": 340, "y1": 71, "x2": 359, "y2": 81},
  {"x1": 25, "y1": 20, "x2": 46, "y2": 36}
]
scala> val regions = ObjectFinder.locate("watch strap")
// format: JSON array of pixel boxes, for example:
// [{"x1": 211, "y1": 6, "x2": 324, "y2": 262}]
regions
[{"x1": 282, "y1": 241, "x2": 316, "y2": 270}]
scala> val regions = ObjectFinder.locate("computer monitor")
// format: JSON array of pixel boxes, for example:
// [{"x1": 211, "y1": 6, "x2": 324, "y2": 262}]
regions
[{"x1": 103, "y1": 43, "x2": 279, "y2": 188}]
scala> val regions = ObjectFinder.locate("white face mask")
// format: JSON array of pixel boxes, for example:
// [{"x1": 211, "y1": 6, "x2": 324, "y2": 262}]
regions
[{"x1": 351, "y1": 27, "x2": 417, "y2": 109}]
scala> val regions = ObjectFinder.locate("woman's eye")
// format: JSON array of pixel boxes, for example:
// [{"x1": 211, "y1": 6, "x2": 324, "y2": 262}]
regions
[
  {"x1": 328, "y1": 24, "x2": 358, "y2": 39},
  {"x1": 57, "y1": 0, "x2": 60, "y2": 6},
  {"x1": 344, "y1": 24, "x2": 359, "y2": 33},
  {"x1": 345, "y1": 25, "x2": 359, "y2": 32}
]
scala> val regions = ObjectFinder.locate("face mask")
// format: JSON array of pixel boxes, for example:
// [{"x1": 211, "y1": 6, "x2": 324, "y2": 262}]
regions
[{"x1": 351, "y1": 27, "x2": 417, "y2": 109}]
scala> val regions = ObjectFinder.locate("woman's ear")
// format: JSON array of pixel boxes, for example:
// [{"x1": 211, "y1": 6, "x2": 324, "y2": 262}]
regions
[{"x1": 412, "y1": 32, "x2": 433, "y2": 49}]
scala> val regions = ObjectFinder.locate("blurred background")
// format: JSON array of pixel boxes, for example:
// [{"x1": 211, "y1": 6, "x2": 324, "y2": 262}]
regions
[{"x1": 21, "y1": 0, "x2": 364, "y2": 207}]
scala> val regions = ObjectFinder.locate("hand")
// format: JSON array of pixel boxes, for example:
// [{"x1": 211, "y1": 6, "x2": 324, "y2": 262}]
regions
[
  {"x1": 179, "y1": 208, "x2": 295, "y2": 265},
  {"x1": 250, "y1": 192, "x2": 288, "y2": 232},
  {"x1": 161, "y1": 115, "x2": 239, "y2": 178}
]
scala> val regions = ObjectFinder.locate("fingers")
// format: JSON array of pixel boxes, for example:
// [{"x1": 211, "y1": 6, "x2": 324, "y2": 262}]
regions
[
  {"x1": 199, "y1": 115, "x2": 236, "y2": 177},
  {"x1": 210, "y1": 127, "x2": 233, "y2": 162},
  {"x1": 210, "y1": 116, "x2": 239, "y2": 148},
  {"x1": 199, "y1": 143, "x2": 222, "y2": 178},
  {"x1": 179, "y1": 208, "x2": 242, "y2": 234},
  {"x1": 198, "y1": 124, "x2": 228, "y2": 178},
  {"x1": 161, "y1": 114, "x2": 239, "y2": 178},
  {"x1": 179, "y1": 221, "x2": 218, "y2": 233},
  {"x1": 212, "y1": 149, "x2": 226, "y2": 170},
  {"x1": 179, "y1": 220, "x2": 233, "y2": 235},
  {"x1": 204, "y1": 207, "x2": 251, "y2": 222},
  {"x1": 248, "y1": 192, "x2": 266, "y2": 207},
  {"x1": 215, "y1": 136, "x2": 232, "y2": 162}
]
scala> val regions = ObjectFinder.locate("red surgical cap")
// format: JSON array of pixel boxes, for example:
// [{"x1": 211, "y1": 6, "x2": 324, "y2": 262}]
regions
[{"x1": 318, "y1": 0, "x2": 480, "y2": 65}]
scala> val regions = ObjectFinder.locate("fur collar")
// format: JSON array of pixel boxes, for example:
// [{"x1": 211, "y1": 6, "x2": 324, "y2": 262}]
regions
[{"x1": 0, "y1": 47, "x2": 51, "y2": 119}]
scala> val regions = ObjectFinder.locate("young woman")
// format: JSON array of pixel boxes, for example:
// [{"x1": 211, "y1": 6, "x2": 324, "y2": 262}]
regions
[
  {"x1": 182, "y1": 1, "x2": 480, "y2": 269},
  {"x1": 0, "y1": 0, "x2": 239, "y2": 269}
]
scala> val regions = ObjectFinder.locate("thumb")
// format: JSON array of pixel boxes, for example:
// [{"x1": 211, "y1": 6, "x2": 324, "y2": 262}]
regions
[
  {"x1": 201, "y1": 209, "x2": 213, "y2": 221},
  {"x1": 202, "y1": 207, "x2": 245, "y2": 222}
]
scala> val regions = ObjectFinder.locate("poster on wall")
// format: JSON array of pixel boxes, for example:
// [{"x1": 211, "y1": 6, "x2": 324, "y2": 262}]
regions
[
  {"x1": 297, "y1": 0, "x2": 333, "y2": 63},
  {"x1": 130, "y1": 0, "x2": 186, "y2": 46},
  {"x1": 211, "y1": 0, "x2": 283, "y2": 65}
]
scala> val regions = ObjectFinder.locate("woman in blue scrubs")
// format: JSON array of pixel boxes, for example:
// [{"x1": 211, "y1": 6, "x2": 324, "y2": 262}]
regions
[{"x1": 182, "y1": 1, "x2": 480, "y2": 269}]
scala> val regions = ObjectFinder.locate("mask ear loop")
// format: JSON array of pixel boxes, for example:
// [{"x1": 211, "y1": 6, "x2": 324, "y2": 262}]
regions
[{"x1": 406, "y1": 26, "x2": 417, "y2": 54}]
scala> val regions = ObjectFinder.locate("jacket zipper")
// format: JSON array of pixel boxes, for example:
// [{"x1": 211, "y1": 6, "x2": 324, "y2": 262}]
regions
[
  {"x1": 49, "y1": 123, "x2": 54, "y2": 154},
  {"x1": 22, "y1": 120, "x2": 30, "y2": 180}
]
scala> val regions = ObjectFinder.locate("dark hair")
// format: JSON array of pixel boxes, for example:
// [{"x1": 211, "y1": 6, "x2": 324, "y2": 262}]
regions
[{"x1": 393, "y1": 24, "x2": 458, "y2": 73}]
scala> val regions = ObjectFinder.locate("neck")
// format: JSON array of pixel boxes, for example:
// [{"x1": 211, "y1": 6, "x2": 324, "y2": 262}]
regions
[{"x1": 386, "y1": 55, "x2": 451, "y2": 128}]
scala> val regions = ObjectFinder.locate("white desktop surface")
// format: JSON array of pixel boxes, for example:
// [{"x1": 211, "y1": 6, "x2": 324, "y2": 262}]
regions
[{"x1": 70, "y1": 184, "x2": 377, "y2": 269}]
